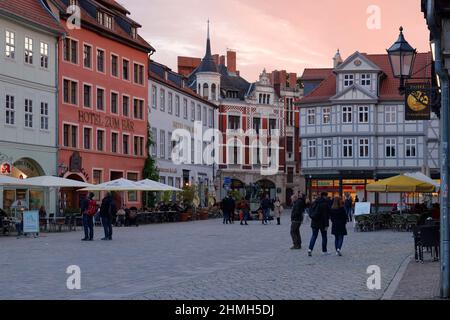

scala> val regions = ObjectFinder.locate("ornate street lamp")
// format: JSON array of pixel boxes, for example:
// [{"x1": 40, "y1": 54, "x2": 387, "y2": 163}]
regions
[{"x1": 387, "y1": 26, "x2": 418, "y2": 94}]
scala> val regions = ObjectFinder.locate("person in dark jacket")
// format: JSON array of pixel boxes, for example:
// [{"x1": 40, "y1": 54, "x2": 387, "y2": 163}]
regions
[
  {"x1": 330, "y1": 197, "x2": 348, "y2": 256},
  {"x1": 261, "y1": 195, "x2": 272, "y2": 225},
  {"x1": 344, "y1": 194, "x2": 353, "y2": 222},
  {"x1": 221, "y1": 193, "x2": 235, "y2": 224},
  {"x1": 80, "y1": 193, "x2": 95, "y2": 241},
  {"x1": 290, "y1": 194, "x2": 305, "y2": 249},
  {"x1": 308, "y1": 192, "x2": 330, "y2": 256},
  {"x1": 100, "y1": 193, "x2": 115, "y2": 240}
]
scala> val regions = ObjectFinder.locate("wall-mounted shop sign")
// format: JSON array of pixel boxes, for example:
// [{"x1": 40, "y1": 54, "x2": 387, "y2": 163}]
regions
[
  {"x1": 78, "y1": 110, "x2": 135, "y2": 132},
  {"x1": 405, "y1": 85, "x2": 431, "y2": 120},
  {"x1": 1, "y1": 162, "x2": 12, "y2": 175}
]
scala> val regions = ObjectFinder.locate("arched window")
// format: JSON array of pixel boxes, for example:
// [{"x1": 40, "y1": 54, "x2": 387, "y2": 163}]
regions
[
  {"x1": 203, "y1": 83, "x2": 209, "y2": 99},
  {"x1": 211, "y1": 83, "x2": 217, "y2": 100},
  {"x1": 267, "y1": 94, "x2": 271, "y2": 104},
  {"x1": 198, "y1": 83, "x2": 201, "y2": 94}
]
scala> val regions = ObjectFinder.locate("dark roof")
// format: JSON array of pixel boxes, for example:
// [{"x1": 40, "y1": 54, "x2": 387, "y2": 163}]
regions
[
  {"x1": 218, "y1": 64, "x2": 251, "y2": 100},
  {"x1": 196, "y1": 37, "x2": 218, "y2": 73},
  {"x1": 0, "y1": 0, "x2": 65, "y2": 34},
  {"x1": 299, "y1": 52, "x2": 432, "y2": 104},
  {"x1": 300, "y1": 68, "x2": 333, "y2": 81},
  {"x1": 50, "y1": 0, "x2": 153, "y2": 53}
]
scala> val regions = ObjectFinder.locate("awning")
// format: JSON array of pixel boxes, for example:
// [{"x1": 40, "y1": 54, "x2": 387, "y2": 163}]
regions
[
  {"x1": 366, "y1": 174, "x2": 436, "y2": 193},
  {"x1": 79, "y1": 178, "x2": 142, "y2": 191},
  {"x1": 404, "y1": 172, "x2": 440, "y2": 192},
  {"x1": 135, "y1": 179, "x2": 182, "y2": 192},
  {"x1": 0, "y1": 175, "x2": 30, "y2": 186},
  {"x1": 24, "y1": 176, "x2": 93, "y2": 188}
]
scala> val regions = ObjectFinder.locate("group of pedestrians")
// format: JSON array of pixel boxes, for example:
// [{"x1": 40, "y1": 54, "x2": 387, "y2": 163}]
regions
[
  {"x1": 80, "y1": 192, "x2": 117, "y2": 241},
  {"x1": 290, "y1": 192, "x2": 349, "y2": 256}
]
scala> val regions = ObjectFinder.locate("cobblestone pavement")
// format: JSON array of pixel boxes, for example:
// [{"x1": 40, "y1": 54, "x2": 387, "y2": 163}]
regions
[{"x1": 0, "y1": 213, "x2": 414, "y2": 300}]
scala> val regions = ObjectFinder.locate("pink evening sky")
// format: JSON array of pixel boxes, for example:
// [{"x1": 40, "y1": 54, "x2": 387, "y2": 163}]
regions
[{"x1": 123, "y1": 0, "x2": 430, "y2": 81}]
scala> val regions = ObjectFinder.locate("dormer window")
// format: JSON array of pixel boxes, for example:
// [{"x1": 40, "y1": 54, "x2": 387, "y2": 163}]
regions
[
  {"x1": 344, "y1": 74, "x2": 354, "y2": 87},
  {"x1": 131, "y1": 27, "x2": 137, "y2": 39},
  {"x1": 361, "y1": 74, "x2": 371, "y2": 86},
  {"x1": 69, "y1": 0, "x2": 78, "y2": 6},
  {"x1": 97, "y1": 11, "x2": 113, "y2": 30}
]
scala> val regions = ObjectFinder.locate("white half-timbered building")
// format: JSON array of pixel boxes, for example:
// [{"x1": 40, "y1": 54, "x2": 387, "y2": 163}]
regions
[{"x1": 298, "y1": 51, "x2": 439, "y2": 205}]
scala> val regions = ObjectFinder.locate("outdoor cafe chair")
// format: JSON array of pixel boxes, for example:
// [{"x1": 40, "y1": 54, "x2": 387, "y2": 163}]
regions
[
  {"x1": 414, "y1": 225, "x2": 440, "y2": 263},
  {"x1": 391, "y1": 214, "x2": 406, "y2": 231},
  {"x1": 406, "y1": 214, "x2": 420, "y2": 232}
]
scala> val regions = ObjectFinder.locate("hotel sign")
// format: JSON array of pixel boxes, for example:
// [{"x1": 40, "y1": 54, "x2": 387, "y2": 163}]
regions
[
  {"x1": 405, "y1": 85, "x2": 431, "y2": 120},
  {"x1": 78, "y1": 110, "x2": 135, "y2": 132}
]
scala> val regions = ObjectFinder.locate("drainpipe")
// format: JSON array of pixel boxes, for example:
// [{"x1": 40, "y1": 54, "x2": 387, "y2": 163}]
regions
[{"x1": 427, "y1": 0, "x2": 450, "y2": 299}]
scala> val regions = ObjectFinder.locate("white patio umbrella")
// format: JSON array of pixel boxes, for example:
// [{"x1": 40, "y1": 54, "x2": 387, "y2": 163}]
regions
[
  {"x1": 135, "y1": 179, "x2": 182, "y2": 192},
  {"x1": 24, "y1": 176, "x2": 93, "y2": 188},
  {"x1": 0, "y1": 175, "x2": 30, "y2": 186},
  {"x1": 404, "y1": 172, "x2": 440, "y2": 192},
  {"x1": 78, "y1": 178, "x2": 142, "y2": 191}
]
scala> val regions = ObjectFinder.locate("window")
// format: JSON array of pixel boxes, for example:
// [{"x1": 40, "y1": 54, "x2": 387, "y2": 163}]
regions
[
  {"x1": 134, "y1": 136, "x2": 144, "y2": 156},
  {"x1": 131, "y1": 27, "x2": 137, "y2": 39},
  {"x1": 93, "y1": 169, "x2": 102, "y2": 187},
  {"x1": 286, "y1": 98, "x2": 294, "y2": 126},
  {"x1": 385, "y1": 105, "x2": 397, "y2": 123},
  {"x1": 175, "y1": 95, "x2": 180, "y2": 117},
  {"x1": 63, "y1": 38, "x2": 78, "y2": 64},
  {"x1": 168, "y1": 177, "x2": 174, "y2": 187},
  {"x1": 160, "y1": 130, "x2": 165, "y2": 158},
  {"x1": 134, "y1": 63, "x2": 144, "y2": 85},
  {"x1": 160, "y1": 89, "x2": 165, "y2": 111},
  {"x1": 123, "y1": 59, "x2": 129, "y2": 80},
  {"x1": 269, "y1": 119, "x2": 277, "y2": 135},
  {"x1": 111, "y1": 92, "x2": 118, "y2": 114},
  {"x1": 123, "y1": 134, "x2": 129, "y2": 155},
  {"x1": 40, "y1": 42, "x2": 48, "y2": 68},
  {"x1": 84, "y1": 127, "x2": 92, "y2": 150},
  {"x1": 5, "y1": 31, "x2": 15, "y2": 59},
  {"x1": 168, "y1": 93, "x2": 173, "y2": 114},
  {"x1": 191, "y1": 102, "x2": 195, "y2": 121},
  {"x1": 344, "y1": 74, "x2": 354, "y2": 87},
  {"x1": 406, "y1": 138, "x2": 417, "y2": 158},
  {"x1": 111, "y1": 54, "x2": 118, "y2": 77},
  {"x1": 24, "y1": 37, "x2": 33, "y2": 64},
  {"x1": 168, "y1": 132, "x2": 172, "y2": 159},
  {"x1": 323, "y1": 139, "x2": 332, "y2": 158},
  {"x1": 83, "y1": 84, "x2": 92, "y2": 108},
  {"x1": 358, "y1": 106, "x2": 369, "y2": 123},
  {"x1": 253, "y1": 117, "x2": 261, "y2": 134},
  {"x1": 359, "y1": 138, "x2": 369, "y2": 158},
  {"x1": 63, "y1": 79, "x2": 78, "y2": 105},
  {"x1": 97, "y1": 130, "x2": 104, "y2": 151},
  {"x1": 133, "y1": 99, "x2": 144, "y2": 119},
  {"x1": 97, "y1": 11, "x2": 113, "y2": 29},
  {"x1": 209, "y1": 109, "x2": 214, "y2": 128},
  {"x1": 40, "y1": 102, "x2": 48, "y2": 130},
  {"x1": 385, "y1": 138, "x2": 396, "y2": 158},
  {"x1": 151, "y1": 128, "x2": 157, "y2": 156},
  {"x1": 83, "y1": 44, "x2": 92, "y2": 68},
  {"x1": 343, "y1": 139, "x2": 353, "y2": 158},
  {"x1": 228, "y1": 115, "x2": 240, "y2": 130},
  {"x1": 151, "y1": 86, "x2": 157, "y2": 109},
  {"x1": 197, "y1": 104, "x2": 202, "y2": 122},
  {"x1": 96, "y1": 88, "x2": 104, "y2": 111},
  {"x1": 97, "y1": 49, "x2": 104, "y2": 72},
  {"x1": 203, "y1": 106, "x2": 207, "y2": 126},
  {"x1": 63, "y1": 124, "x2": 77, "y2": 148},
  {"x1": 24, "y1": 99, "x2": 33, "y2": 128},
  {"x1": 361, "y1": 74, "x2": 371, "y2": 86},
  {"x1": 322, "y1": 107, "x2": 331, "y2": 124},
  {"x1": 183, "y1": 99, "x2": 188, "y2": 119},
  {"x1": 287, "y1": 136, "x2": 294, "y2": 154},
  {"x1": 111, "y1": 132, "x2": 118, "y2": 153},
  {"x1": 127, "y1": 173, "x2": 138, "y2": 202},
  {"x1": 5, "y1": 95, "x2": 15, "y2": 125},
  {"x1": 287, "y1": 167, "x2": 294, "y2": 184},
  {"x1": 342, "y1": 106, "x2": 353, "y2": 123},
  {"x1": 307, "y1": 109, "x2": 315, "y2": 125},
  {"x1": 122, "y1": 95, "x2": 129, "y2": 117},
  {"x1": 308, "y1": 140, "x2": 316, "y2": 159}
]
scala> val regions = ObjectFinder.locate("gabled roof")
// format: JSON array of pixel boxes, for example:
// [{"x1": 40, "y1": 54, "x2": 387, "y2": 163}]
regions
[
  {"x1": 330, "y1": 83, "x2": 379, "y2": 101},
  {"x1": 299, "y1": 52, "x2": 432, "y2": 104},
  {"x1": 334, "y1": 51, "x2": 382, "y2": 72},
  {"x1": 300, "y1": 68, "x2": 333, "y2": 81},
  {"x1": 0, "y1": 0, "x2": 65, "y2": 35}
]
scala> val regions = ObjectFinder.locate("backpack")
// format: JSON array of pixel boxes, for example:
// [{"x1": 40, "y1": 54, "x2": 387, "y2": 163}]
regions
[
  {"x1": 86, "y1": 200, "x2": 97, "y2": 217},
  {"x1": 309, "y1": 200, "x2": 321, "y2": 220}
]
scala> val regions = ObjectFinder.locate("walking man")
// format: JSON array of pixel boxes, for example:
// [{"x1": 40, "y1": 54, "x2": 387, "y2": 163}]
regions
[
  {"x1": 261, "y1": 194, "x2": 272, "y2": 225},
  {"x1": 81, "y1": 193, "x2": 96, "y2": 241},
  {"x1": 308, "y1": 192, "x2": 331, "y2": 256},
  {"x1": 100, "y1": 192, "x2": 115, "y2": 240},
  {"x1": 221, "y1": 193, "x2": 235, "y2": 225},
  {"x1": 344, "y1": 193, "x2": 353, "y2": 222},
  {"x1": 290, "y1": 194, "x2": 305, "y2": 250}
]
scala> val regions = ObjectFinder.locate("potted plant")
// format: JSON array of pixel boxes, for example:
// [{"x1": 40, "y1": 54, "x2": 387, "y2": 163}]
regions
[{"x1": 180, "y1": 185, "x2": 197, "y2": 221}]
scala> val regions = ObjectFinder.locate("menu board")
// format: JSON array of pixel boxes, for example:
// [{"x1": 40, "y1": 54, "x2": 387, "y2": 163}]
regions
[
  {"x1": 354, "y1": 202, "x2": 371, "y2": 216},
  {"x1": 23, "y1": 211, "x2": 39, "y2": 233}
]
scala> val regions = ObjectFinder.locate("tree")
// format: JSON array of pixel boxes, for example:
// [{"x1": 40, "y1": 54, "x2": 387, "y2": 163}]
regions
[{"x1": 142, "y1": 123, "x2": 159, "y2": 208}]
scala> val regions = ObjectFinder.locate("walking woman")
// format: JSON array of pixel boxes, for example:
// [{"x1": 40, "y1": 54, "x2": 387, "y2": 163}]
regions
[
  {"x1": 274, "y1": 197, "x2": 283, "y2": 225},
  {"x1": 330, "y1": 197, "x2": 348, "y2": 256}
]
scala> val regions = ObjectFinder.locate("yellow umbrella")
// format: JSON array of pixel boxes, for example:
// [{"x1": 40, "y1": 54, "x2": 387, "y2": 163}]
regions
[{"x1": 366, "y1": 174, "x2": 436, "y2": 193}]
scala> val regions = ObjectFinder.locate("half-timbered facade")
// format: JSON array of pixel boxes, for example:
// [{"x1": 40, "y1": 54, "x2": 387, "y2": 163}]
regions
[{"x1": 299, "y1": 51, "x2": 439, "y2": 204}]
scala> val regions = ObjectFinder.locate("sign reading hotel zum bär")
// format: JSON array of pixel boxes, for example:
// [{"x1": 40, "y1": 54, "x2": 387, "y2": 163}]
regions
[{"x1": 78, "y1": 110, "x2": 135, "y2": 132}]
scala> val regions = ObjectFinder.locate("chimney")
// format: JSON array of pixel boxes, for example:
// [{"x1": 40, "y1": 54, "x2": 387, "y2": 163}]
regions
[
  {"x1": 219, "y1": 55, "x2": 226, "y2": 66},
  {"x1": 288, "y1": 73, "x2": 297, "y2": 88},
  {"x1": 212, "y1": 54, "x2": 219, "y2": 66},
  {"x1": 227, "y1": 50, "x2": 236, "y2": 73}
]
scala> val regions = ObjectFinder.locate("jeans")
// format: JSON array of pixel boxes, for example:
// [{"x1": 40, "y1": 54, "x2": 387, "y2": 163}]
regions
[
  {"x1": 290, "y1": 222, "x2": 302, "y2": 248},
  {"x1": 223, "y1": 212, "x2": 230, "y2": 224},
  {"x1": 309, "y1": 227, "x2": 328, "y2": 252},
  {"x1": 101, "y1": 216, "x2": 113, "y2": 239},
  {"x1": 345, "y1": 207, "x2": 353, "y2": 222},
  {"x1": 335, "y1": 235, "x2": 344, "y2": 251},
  {"x1": 83, "y1": 214, "x2": 94, "y2": 240},
  {"x1": 263, "y1": 208, "x2": 270, "y2": 223}
]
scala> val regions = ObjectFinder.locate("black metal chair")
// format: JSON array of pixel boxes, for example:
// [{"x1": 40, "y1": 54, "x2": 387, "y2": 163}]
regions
[{"x1": 414, "y1": 225, "x2": 440, "y2": 263}]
